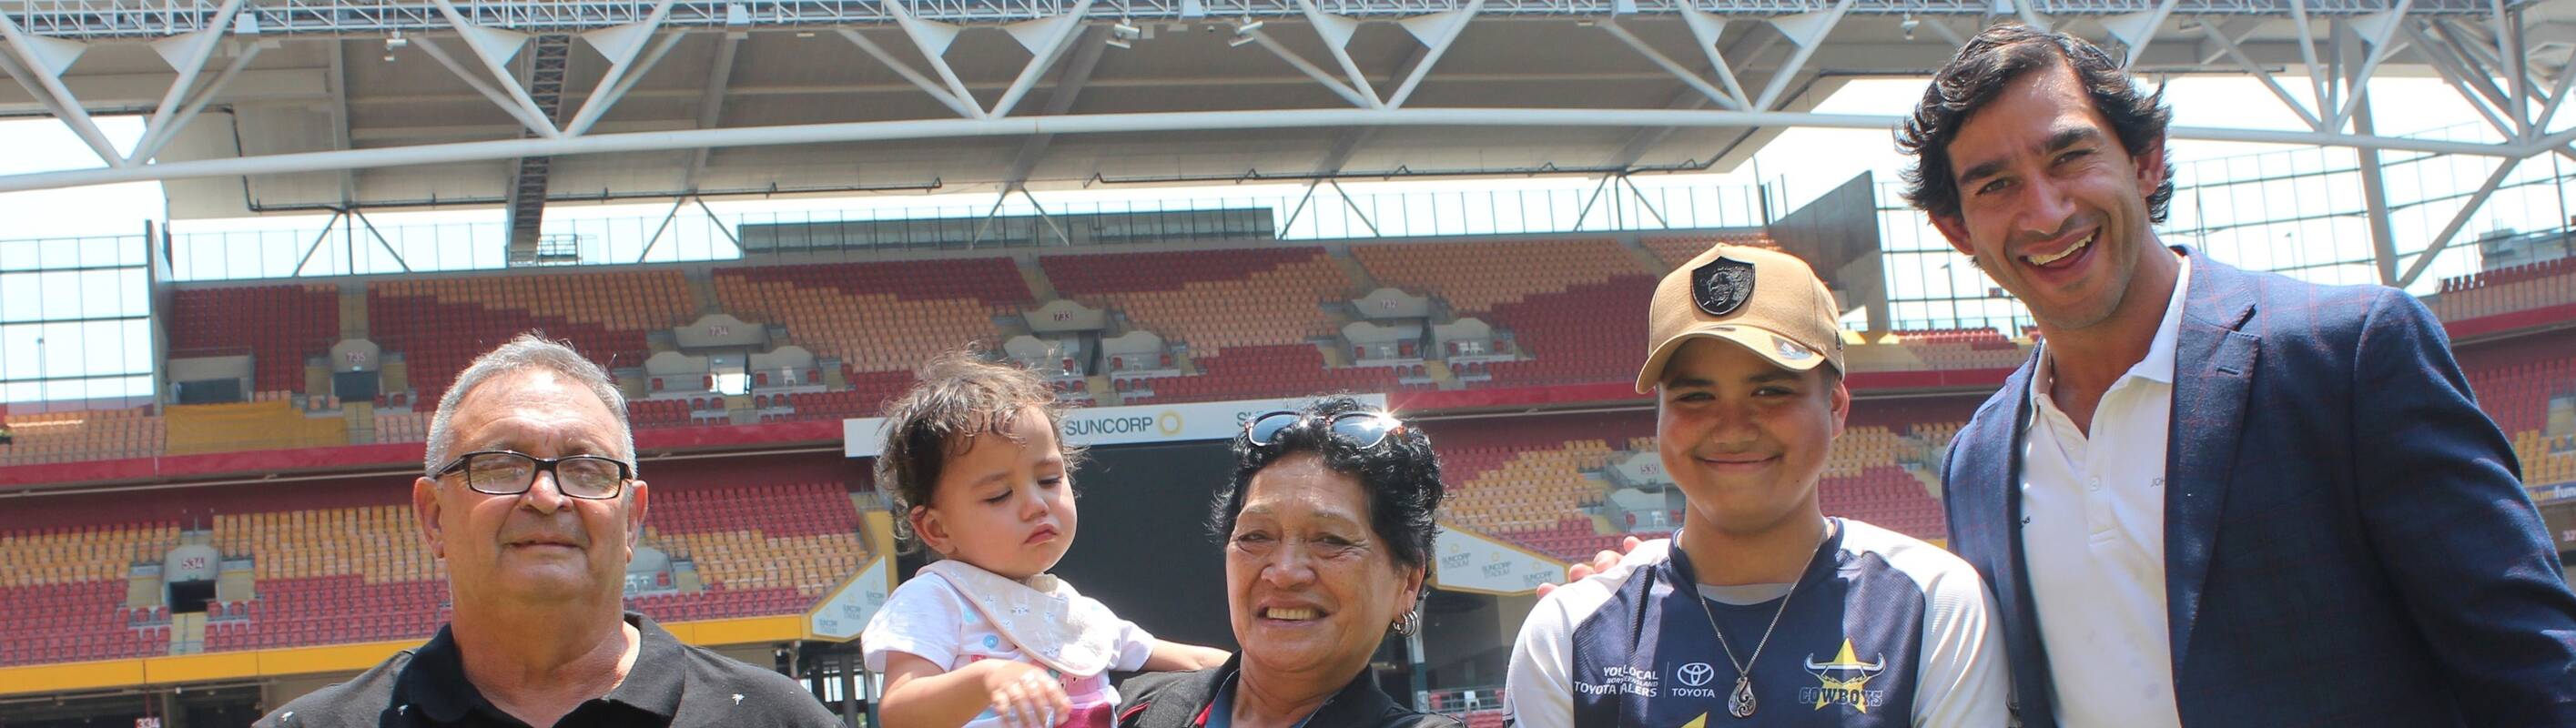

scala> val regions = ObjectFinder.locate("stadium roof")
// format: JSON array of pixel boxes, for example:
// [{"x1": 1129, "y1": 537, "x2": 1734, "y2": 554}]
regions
[{"x1": 0, "y1": 0, "x2": 2569, "y2": 224}]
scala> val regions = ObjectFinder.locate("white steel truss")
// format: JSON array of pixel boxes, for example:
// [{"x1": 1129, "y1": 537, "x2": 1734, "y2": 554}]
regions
[
  {"x1": 0, "y1": 0, "x2": 2568, "y2": 288},
  {"x1": 4, "y1": 0, "x2": 2505, "y2": 39}
]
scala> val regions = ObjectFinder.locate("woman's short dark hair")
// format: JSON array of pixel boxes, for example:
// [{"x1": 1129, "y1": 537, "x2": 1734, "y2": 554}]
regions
[
  {"x1": 1897, "y1": 24, "x2": 2175, "y2": 224},
  {"x1": 1210, "y1": 396, "x2": 1445, "y2": 586}
]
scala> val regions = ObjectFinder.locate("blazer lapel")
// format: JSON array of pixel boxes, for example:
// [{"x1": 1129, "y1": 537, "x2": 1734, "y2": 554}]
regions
[
  {"x1": 1954, "y1": 354, "x2": 2055, "y2": 725},
  {"x1": 2163, "y1": 249, "x2": 2260, "y2": 673}
]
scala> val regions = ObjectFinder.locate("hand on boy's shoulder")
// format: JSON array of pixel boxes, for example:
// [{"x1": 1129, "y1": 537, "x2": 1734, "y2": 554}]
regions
[{"x1": 1533, "y1": 536, "x2": 1654, "y2": 599}]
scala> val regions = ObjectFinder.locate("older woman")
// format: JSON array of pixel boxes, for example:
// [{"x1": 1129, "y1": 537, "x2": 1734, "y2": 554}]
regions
[{"x1": 1116, "y1": 397, "x2": 1461, "y2": 728}]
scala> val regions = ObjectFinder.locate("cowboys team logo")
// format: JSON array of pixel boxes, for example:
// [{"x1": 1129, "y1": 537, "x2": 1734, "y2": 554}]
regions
[
  {"x1": 1800, "y1": 639, "x2": 1889, "y2": 713},
  {"x1": 1691, "y1": 257, "x2": 1756, "y2": 317}
]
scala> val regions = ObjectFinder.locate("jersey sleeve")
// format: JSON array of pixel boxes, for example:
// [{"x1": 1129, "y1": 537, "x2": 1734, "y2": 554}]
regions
[
  {"x1": 1910, "y1": 553, "x2": 2010, "y2": 728},
  {"x1": 862, "y1": 572, "x2": 967, "y2": 672},
  {"x1": 1504, "y1": 588, "x2": 1579, "y2": 728}
]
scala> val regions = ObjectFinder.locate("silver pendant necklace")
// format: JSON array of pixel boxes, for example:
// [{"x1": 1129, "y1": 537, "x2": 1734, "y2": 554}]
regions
[{"x1": 1689, "y1": 523, "x2": 1831, "y2": 720}]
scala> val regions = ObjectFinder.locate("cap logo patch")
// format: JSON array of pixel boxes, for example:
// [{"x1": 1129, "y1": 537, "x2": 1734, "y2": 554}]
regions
[
  {"x1": 1693, "y1": 257, "x2": 1756, "y2": 317},
  {"x1": 1773, "y1": 336, "x2": 1812, "y2": 360}
]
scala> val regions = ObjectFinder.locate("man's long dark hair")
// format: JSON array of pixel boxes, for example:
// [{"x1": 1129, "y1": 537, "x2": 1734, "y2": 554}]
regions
[{"x1": 1897, "y1": 24, "x2": 2176, "y2": 224}]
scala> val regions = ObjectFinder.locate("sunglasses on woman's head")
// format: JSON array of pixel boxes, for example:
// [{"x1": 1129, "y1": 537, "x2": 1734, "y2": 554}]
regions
[{"x1": 1243, "y1": 410, "x2": 1408, "y2": 450}]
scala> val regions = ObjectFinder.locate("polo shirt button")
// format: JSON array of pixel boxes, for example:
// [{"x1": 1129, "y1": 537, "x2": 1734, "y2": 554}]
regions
[{"x1": 2088, "y1": 478, "x2": 2102, "y2": 490}]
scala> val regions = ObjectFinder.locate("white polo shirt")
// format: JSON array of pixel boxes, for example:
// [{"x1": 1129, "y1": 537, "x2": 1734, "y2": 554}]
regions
[{"x1": 2018, "y1": 255, "x2": 2189, "y2": 728}]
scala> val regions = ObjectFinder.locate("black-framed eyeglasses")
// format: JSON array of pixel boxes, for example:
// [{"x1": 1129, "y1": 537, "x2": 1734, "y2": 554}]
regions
[
  {"x1": 431, "y1": 450, "x2": 634, "y2": 500},
  {"x1": 1243, "y1": 410, "x2": 1408, "y2": 450}
]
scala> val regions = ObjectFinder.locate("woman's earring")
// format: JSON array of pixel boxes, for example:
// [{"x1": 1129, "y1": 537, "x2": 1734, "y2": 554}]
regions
[{"x1": 1391, "y1": 610, "x2": 1422, "y2": 636}]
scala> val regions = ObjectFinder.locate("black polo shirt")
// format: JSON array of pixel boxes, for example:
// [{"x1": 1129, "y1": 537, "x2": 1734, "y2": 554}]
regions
[{"x1": 254, "y1": 612, "x2": 840, "y2": 727}]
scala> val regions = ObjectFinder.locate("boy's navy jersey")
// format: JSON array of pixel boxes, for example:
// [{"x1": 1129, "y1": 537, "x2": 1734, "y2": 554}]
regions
[{"x1": 1506, "y1": 519, "x2": 2007, "y2": 727}]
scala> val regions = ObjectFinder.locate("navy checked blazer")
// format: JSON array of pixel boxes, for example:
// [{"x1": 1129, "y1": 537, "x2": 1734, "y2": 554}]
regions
[{"x1": 1940, "y1": 247, "x2": 2576, "y2": 727}]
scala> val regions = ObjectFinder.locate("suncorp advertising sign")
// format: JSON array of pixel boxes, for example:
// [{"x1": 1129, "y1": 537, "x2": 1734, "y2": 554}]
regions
[{"x1": 844, "y1": 394, "x2": 1390, "y2": 458}]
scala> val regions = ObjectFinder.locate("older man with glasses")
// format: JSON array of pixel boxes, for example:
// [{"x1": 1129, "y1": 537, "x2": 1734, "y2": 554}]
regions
[{"x1": 258, "y1": 333, "x2": 838, "y2": 728}]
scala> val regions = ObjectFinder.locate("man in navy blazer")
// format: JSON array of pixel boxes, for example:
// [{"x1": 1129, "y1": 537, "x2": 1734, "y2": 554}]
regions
[{"x1": 1898, "y1": 25, "x2": 2576, "y2": 726}]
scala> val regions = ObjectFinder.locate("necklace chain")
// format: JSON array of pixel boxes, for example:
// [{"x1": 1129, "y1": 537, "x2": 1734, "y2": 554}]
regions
[{"x1": 1688, "y1": 522, "x2": 1831, "y2": 718}]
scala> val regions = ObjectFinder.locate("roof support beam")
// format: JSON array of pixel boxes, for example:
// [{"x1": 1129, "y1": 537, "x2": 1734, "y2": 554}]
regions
[
  {"x1": 2193, "y1": 17, "x2": 2261, "y2": 66},
  {"x1": 2398, "y1": 155, "x2": 2520, "y2": 287},
  {"x1": 837, "y1": 27, "x2": 984, "y2": 118},
  {"x1": 886, "y1": 0, "x2": 987, "y2": 118},
  {"x1": 1309, "y1": 40, "x2": 1425, "y2": 175},
  {"x1": 1920, "y1": 13, "x2": 1970, "y2": 49},
  {"x1": 2530, "y1": 56, "x2": 2576, "y2": 143},
  {"x1": 2010, "y1": 0, "x2": 2050, "y2": 33},
  {"x1": 431, "y1": 0, "x2": 560, "y2": 137},
  {"x1": 563, "y1": 0, "x2": 682, "y2": 136},
  {"x1": 290, "y1": 209, "x2": 348, "y2": 277},
  {"x1": 2100, "y1": 0, "x2": 2181, "y2": 66},
  {"x1": 0, "y1": 107, "x2": 2541, "y2": 194},
  {"x1": 2324, "y1": 3, "x2": 2409, "y2": 132},
  {"x1": 1242, "y1": 29, "x2": 1375, "y2": 108},
  {"x1": 326, "y1": 38, "x2": 354, "y2": 200},
  {"x1": 0, "y1": 8, "x2": 124, "y2": 167},
  {"x1": 350, "y1": 208, "x2": 412, "y2": 273},
  {"x1": 2287, "y1": 0, "x2": 2331, "y2": 116},
  {"x1": 129, "y1": 0, "x2": 248, "y2": 165},
  {"x1": 1604, "y1": 30, "x2": 1780, "y2": 170},
  {"x1": 989, "y1": 0, "x2": 1094, "y2": 117},
  {"x1": 1296, "y1": 0, "x2": 1384, "y2": 108},
  {"x1": 2411, "y1": 20, "x2": 2520, "y2": 136},
  {"x1": 2340, "y1": 26, "x2": 2399, "y2": 287},
  {"x1": 1000, "y1": 26, "x2": 1108, "y2": 187},
  {"x1": 1600, "y1": 17, "x2": 1743, "y2": 109},
  {"x1": 683, "y1": 31, "x2": 744, "y2": 191},
  {"x1": 2196, "y1": 21, "x2": 2324, "y2": 129},
  {"x1": 1385, "y1": 0, "x2": 1480, "y2": 109},
  {"x1": 131, "y1": 38, "x2": 268, "y2": 166},
  {"x1": 1751, "y1": 0, "x2": 1851, "y2": 112},
  {"x1": 2492, "y1": 0, "x2": 2525, "y2": 137},
  {"x1": 413, "y1": 35, "x2": 563, "y2": 138}
]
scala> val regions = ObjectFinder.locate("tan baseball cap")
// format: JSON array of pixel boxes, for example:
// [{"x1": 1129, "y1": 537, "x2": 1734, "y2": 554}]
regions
[{"x1": 1636, "y1": 244, "x2": 1845, "y2": 393}]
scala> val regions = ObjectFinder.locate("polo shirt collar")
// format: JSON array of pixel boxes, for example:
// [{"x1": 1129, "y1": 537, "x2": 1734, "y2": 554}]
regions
[{"x1": 402, "y1": 612, "x2": 684, "y2": 724}]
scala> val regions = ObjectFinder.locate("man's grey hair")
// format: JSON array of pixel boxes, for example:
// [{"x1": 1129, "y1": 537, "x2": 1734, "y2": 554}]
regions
[{"x1": 422, "y1": 332, "x2": 635, "y2": 478}]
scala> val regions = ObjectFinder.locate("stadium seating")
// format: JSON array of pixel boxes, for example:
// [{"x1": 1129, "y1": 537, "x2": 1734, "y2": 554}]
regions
[
  {"x1": 1430, "y1": 412, "x2": 1653, "y2": 545},
  {"x1": 0, "y1": 519, "x2": 181, "y2": 666},
  {"x1": 1476, "y1": 277, "x2": 1657, "y2": 388},
  {"x1": 0, "y1": 581, "x2": 168, "y2": 666},
  {"x1": 1643, "y1": 231, "x2": 1776, "y2": 270},
  {"x1": 212, "y1": 504, "x2": 437, "y2": 584},
  {"x1": 2434, "y1": 256, "x2": 2576, "y2": 321},
  {"x1": 1137, "y1": 344, "x2": 1412, "y2": 402},
  {"x1": 779, "y1": 374, "x2": 904, "y2": 422},
  {"x1": 205, "y1": 576, "x2": 449, "y2": 651},
  {"x1": 635, "y1": 481, "x2": 865, "y2": 613},
  {"x1": 1893, "y1": 328, "x2": 2027, "y2": 370},
  {"x1": 1353, "y1": 238, "x2": 1640, "y2": 314},
  {"x1": 1040, "y1": 248, "x2": 1348, "y2": 356},
  {"x1": 0, "y1": 470, "x2": 873, "y2": 666},
  {"x1": 712, "y1": 258, "x2": 1029, "y2": 376},
  {"x1": 165, "y1": 399, "x2": 346, "y2": 454},
  {"x1": 2456, "y1": 333, "x2": 2576, "y2": 490},
  {"x1": 0, "y1": 408, "x2": 164, "y2": 466},
  {"x1": 626, "y1": 398, "x2": 698, "y2": 430},
  {"x1": 167, "y1": 284, "x2": 341, "y2": 395},
  {"x1": 0, "y1": 520, "x2": 179, "y2": 587},
  {"x1": 373, "y1": 410, "x2": 430, "y2": 443},
  {"x1": 370, "y1": 273, "x2": 679, "y2": 404}
]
